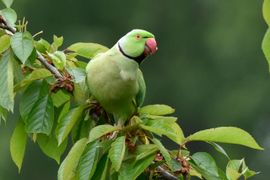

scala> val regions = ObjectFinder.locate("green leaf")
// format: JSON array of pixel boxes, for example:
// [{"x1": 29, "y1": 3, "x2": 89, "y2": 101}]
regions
[
  {"x1": 88, "y1": 124, "x2": 121, "y2": 143},
  {"x1": 11, "y1": 32, "x2": 34, "y2": 64},
  {"x1": 54, "y1": 35, "x2": 63, "y2": 46},
  {"x1": 56, "y1": 105, "x2": 86, "y2": 145},
  {"x1": 0, "y1": 51, "x2": 14, "y2": 111},
  {"x1": 140, "y1": 119, "x2": 185, "y2": 144},
  {"x1": 14, "y1": 68, "x2": 52, "y2": 91},
  {"x1": 99, "y1": 139, "x2": 114, "y2": 155},
  {"x1": 48, "y1": 51, "x2": 66, "y2": 70},
  {"x1": 1, "y1": 0, "x2": 13, "y2": 7},
  {"x1": 0, "y1": 8, "x2": 16, "y2": 26},
  {"x1": 74, "y1": 60, "x2": 88, "y2": 69},
  {"x1": 92, "y1": 154, "x2": 110, "y2": 180},
  {"x1": 25, "y1": 94, "x2": 54, "y2": 135},
  {"x1": 226, "y1": 160, "x2": 242, "y2": 180},
  {"x1": 0, "y1": 34, "x2": 10, "y2": 54},
  {"x1": 119, "y1": 151, "x2": 156, "y2": 180},
  {"x1": 58, "y1": 138, "x2": 88, "y2": 180},
  {"x1": 22, "y1": 80, "x2": 53, "y2": 135},
  {"x1": 135, "y1": 145, "x2": 158, "y2": 161},
  {"x1": 71, "y1": 115, "x2": 94, "y2": 143},
  {"x1": 185, "y1": 127, "x2": 263, "y2": 150},
  {"x1": 139, "y1": 104, "x2": 175, "y2": 116},
  {"x1": 0, "y1": 29, "x2": 4, "y2": 36},
  {"x1": 190, "y1": 152, "x2": 219, "y2": 180},
  {"x1": 0, "y1": 106, "x2": 8, "y2": 122},
  {"x1": 263, "y1": 0, "x2": 270, "y2": 26},
  {"x1": 171, "y1": 159, "x2": 183, "y2": 172},
  {"x1": 226, "y1": 159, "x2": 259, "y2": 180},
  {"x1": 218, "y1": 168, "x2": 228, "y2": 180},
  {"x1": 189, "y1": 168, "x2": 203, "y2": 179},
  {"x1": 208, "y1": 142, "x2": 230, "y2": 160},
  {"x1": 125, "y1": 144, "x2": 158, "y2": 161},
  {"x1": 51, "y1": 90, "x2": 70, "y2": 108},
  {"x1": 66, "y1": 67, "x2": 89, "y2": 104},
  {"x1": 143, "y1": 114, "x2": 177, "y2": 122},
  {"x1": 51, "y1": 35, "x2": 63, "y2": 51},
  {"x1": 68, "y1": 42, "x2": 108, "y2": 59},
  {"x1": 77, "y1": 141, "x2": 100, "y2": 180},
  {"x1": 66, "y1": 67, "x2": 85, "y2": 83},
  {"x1": 243, "y1": 169, "x2": 259, "y2": 179},
  {"x1": 109, "y1": 136, "x2": 126, "y2": 171},
  {"x1": 57, "y1": 101, "x2": 70, "y2": 123},
  {"x1": 35, "y1": 38, "x2": 50, "y2": 53},
  {"x1": 152, "y1": 138, "x2": 174, "y2": 171},
  {"x1": 37, "y1": 134, "x2": 67, "y2": 164},
  {"x1": 262, "y1": 29, "x2": 270, "y2": 70},
  {"x1": 12, "y1": 56, "x2": 24, "y2": 84},
  {"x1": 10, "y1": 120, "x2": 27, "y2": 172},
  {"x1": 24, "y1": 49, "x2": 37, "y2": 67},
  {"x1": 19, "y1": 80, "x2": 42, "y2": 121},
  {"x1": 73, "y1": 80, "x2": 89, "y2": 105}
]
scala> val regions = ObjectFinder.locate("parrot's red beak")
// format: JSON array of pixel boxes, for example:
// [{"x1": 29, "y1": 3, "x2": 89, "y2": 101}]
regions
[{"x1": 144, "y1": 38, "x2": 158, "y2": 56}]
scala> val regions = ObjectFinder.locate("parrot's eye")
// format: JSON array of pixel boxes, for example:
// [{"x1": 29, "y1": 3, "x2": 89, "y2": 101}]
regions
[{"x1": 135, "y1": 34, "x2": 141, "y2": 40}]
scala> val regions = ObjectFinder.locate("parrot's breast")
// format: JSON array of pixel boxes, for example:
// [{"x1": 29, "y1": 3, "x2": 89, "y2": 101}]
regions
[{"x1": 86, "y1": 48, "x2": 139, "y2": 120}]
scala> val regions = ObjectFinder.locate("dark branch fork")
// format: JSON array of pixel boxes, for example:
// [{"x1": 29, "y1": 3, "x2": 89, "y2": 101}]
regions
[{"x1": 0, "y1": 15, "x2": 180, "y2": 180}]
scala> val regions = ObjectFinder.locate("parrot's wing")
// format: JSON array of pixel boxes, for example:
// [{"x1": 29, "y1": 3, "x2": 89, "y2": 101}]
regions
[{"x1": 135, "y1": 69, "x2": 146, "y2": 107}]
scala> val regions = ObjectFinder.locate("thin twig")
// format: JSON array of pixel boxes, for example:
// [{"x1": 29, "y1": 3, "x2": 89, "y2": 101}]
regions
[
  {"x1": 156, "y1": 166, "x2": 178, "y2": 180},
  {"x1": 0, "y1": 15, "x2": 63, "y2": 79},
  {"x1": 37, "y1": 52, "x2": 63, "y2": 79}
]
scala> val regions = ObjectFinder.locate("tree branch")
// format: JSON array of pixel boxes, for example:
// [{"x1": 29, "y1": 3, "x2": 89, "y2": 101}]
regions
[
  {"x1": 0, "y1": 24, "x2": 16, "y2": 34},
  {"x1": 36, "y1": 53, "x2": 63, "y2": 79},
  {"x1": 0, "y1": 15, "x2": 63, "y2": 79},
  {"x1": 156, "y1": 166, "x2": 178, "y2": 180}
]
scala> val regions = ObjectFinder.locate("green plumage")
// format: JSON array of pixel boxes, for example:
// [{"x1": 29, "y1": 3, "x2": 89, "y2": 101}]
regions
[{"x1": 86, "y1": 29, "x2": 156, "y2": 123}]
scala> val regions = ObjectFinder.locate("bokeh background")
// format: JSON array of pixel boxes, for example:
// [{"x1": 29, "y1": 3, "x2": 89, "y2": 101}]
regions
[{"x1": 0, "y1": 0, "x2": 269, "y2": 179}]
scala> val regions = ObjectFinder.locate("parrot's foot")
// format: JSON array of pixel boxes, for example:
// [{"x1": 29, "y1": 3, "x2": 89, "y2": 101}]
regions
[
  {"x1": 89, "y1": 100, "x2": 113, "y2": 124},
  {"x1": 89, "y1": 100, "x2": 103, "y2": 119}
]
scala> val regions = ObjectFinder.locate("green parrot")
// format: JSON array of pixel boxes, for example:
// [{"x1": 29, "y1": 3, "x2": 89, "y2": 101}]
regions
[{"x1": 86, "y1": 29, "x2": 158, "y2": 124}]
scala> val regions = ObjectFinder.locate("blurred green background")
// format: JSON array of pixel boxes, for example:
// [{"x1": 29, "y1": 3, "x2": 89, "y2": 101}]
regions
[{"x1": 0, "y1": 0, "x2": 269, "y2": 179}]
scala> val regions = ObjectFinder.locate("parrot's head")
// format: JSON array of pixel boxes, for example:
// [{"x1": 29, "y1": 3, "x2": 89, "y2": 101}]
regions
[{"x1": 118, "y1": 29, "x2": 158, "y2": 64}]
